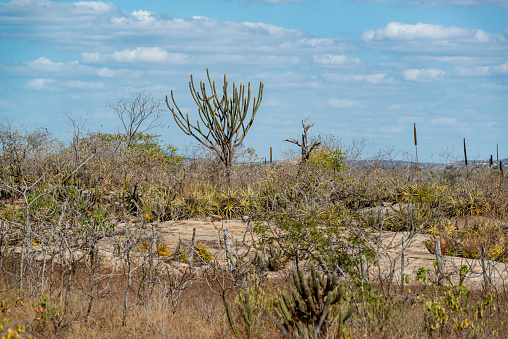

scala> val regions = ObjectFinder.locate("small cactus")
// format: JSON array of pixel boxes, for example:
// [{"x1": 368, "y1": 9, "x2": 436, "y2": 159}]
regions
[{"x1": 272, "y1": 266, "x2": 354, "y2": 338}]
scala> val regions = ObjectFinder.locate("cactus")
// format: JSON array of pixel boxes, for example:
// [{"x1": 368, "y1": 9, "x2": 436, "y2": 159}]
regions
[
  {"x1": 226, "y1": 300, "x2": 244, "y2": 339},
  {"x1": 272, "y1": 266, "x2": 354, "y2": 338},
  {"x1": 225, "y1": 287, "x2": 266, "y2": 339},
  {"x1": 166, "y1": 69, "x2": 263, "y2": 174}
]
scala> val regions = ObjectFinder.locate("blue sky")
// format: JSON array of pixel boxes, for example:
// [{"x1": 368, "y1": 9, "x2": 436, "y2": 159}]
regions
[{"x1": 0, "y1": 0, "x2": 507, "y2": 162}]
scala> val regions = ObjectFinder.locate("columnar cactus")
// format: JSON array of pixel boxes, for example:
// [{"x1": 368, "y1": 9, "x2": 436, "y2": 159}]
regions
[{"x1": 166, "y1": 69, "x2": 263, "y2": 175}]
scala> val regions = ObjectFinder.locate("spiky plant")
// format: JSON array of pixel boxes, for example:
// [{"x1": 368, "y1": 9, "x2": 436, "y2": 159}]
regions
[{"x1": 271, "y1": 266, "x2": 354, "y2": 338}]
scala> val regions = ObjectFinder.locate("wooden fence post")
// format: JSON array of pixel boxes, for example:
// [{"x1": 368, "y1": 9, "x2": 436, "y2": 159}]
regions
[{"x1": 434, "y1": 238, "x2": 444, "y2": 286}]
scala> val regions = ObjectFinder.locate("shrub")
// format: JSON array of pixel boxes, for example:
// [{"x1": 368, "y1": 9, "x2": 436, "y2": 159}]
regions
[{"x1": 308, "y1": 145, "x2": 347, "y2": 172}]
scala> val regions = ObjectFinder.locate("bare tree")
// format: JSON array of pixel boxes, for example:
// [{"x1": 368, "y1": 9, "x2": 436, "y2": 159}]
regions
[
  {"x1": 166, "y1": 69, "x2": 263, "y2": 175},
  {"x1": 0, "y1": 121, "x2": 53, "y2": 183},
  {"x1": 284, "y1": 119, "x2": 321, "y2": 163},
  {"x1": 107, "y1": 92, "x2": 163, "y2": 147}
]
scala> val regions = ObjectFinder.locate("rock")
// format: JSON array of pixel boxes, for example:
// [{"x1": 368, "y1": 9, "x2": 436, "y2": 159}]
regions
[{"x1": 241, "y1": 216, "x2": 250, "y2": 222}]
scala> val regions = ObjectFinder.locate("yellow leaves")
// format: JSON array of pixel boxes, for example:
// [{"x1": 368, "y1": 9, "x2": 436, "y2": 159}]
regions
[
  {"x1": 195, "y1": 245, "x2": 213, "y2": 263},
  {"x1": 156, "y1": 242, "x2": 171, "y2": 257},
  {"x1": 138, "y1": 240, "x2": 172, "y2": 257},
  {"x1": 489, "y1": 244, "x2": 506, "y2": 261},
  {"x1": 144, "y1": 213, "x2": 154, "y2": 222}
]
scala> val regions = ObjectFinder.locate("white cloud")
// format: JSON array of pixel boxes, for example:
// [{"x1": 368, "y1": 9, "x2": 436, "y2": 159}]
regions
[
  {"x1": 453, "y1": 61, "x2": 508, "y2": 77},
  {"x1": 74, "y1": 1, "x2": 116, "y2": 14},
  {"x1": 492, "y1": 62, "x2": 508, "y2": 74},
  {"x1": 403, "y1": 68, "x2": 445, "y2": 81},
  {"x1": 65, "y1": 80, "x2": 104, "y2": 89},
  {"x1": 313, "y1": 54, "x2": 360, "y2": 65},
  {"x1": 24, "y1": 78, "x2": 56, "y2": 91},
  {"x1": 205, "y1": 54, "x2": 301, "y2": 65},
  {"x1": 324, "y1": 73, "x2": 388, "y2": 84},
  {"x1": 0, "y1": 0, "x2": 120, "y2": 24},
  {"x1": 363, "y1": 22, "x2": 470, "y2": 41},
  {"x1": 361, "y1": 22, "x2": 507, "y2": 62},
  {"x1": 131, "y1": 10, "x2": 157, "y2": 24},
  {"x1": 431, "y1": 117, "x2": 468, "y2": 128},
  {"x1": 25, "y1": 57, "x2": 65, "y2": 72},
  {"x1": 80, "y1": 52, "x2": 102, "y2": 64},
  {"x1": 111, "y1": 47, "x2": 189, "y2": 64},
  {"x1": 97, "y1": 68, "x2": 116, "y2": 78}
]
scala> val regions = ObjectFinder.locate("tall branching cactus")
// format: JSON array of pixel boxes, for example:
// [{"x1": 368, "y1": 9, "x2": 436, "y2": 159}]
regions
[
  {"x1": 166, "y1": 69, "x2": 263, "y2": 175},
  {"x1": 271, "y1": 266, "x2": 354, "y2": 338}
]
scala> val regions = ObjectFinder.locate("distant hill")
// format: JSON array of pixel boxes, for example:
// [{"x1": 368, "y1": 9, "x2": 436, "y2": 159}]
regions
[{"x1": 183, "y1": 157, "x2": 508, "y2": 169}]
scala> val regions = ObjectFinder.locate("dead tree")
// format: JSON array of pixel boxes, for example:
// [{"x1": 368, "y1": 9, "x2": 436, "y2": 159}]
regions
[{"x1": 284, "y1": 119, "x2": 321, "y2": 163}]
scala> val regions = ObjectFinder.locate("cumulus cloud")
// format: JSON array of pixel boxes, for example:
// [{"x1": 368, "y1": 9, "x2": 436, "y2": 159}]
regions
[
  {"x1": 24, "y1": 78, "x2": 56, "y2": 91},
  {"x1": 363, "y1": 22, "x2": 471, "y2": 41},
  {"x1": 361, "y1": 22, "x2": 506, "y2": 61},
  {"x1": 403, "y1": 68, "x2": 445, "y2": 81},
  {"x1": 25, "y1": 57, "x2": 65, "y2": 72},
  {"x1": 0, "y1": 0, "x2": 121, "y2": 24},
  {"x1": 110, "y1": 47, "x2": 189, "y2": 64},
  {"x1": 0, "y1": 1, "x2": 328, "y2": 62}
]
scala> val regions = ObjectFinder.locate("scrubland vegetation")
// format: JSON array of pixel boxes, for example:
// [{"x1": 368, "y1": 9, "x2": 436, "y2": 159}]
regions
[
  {"x1": 0, "y1": 118, "x2": 506, "y2": 338},
  {"x1": 0, "y1": 73, "x2": 507, "y2": 338}
]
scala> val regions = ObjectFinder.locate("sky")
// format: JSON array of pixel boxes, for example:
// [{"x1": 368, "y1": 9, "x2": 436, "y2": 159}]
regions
[{"x1": 0, "y1": 0, "x2": 507, "y2": 162}]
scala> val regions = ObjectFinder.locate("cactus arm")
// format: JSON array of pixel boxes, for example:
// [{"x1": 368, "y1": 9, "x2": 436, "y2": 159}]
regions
[
  {"x1": 280, "y1": 296, "x2": 293, "y2": 323},
  {"x1": 344, "y1": 305, "x2": 354, "y2": 322},
  {"x1": 225, "y1": 300, "x2": 244, "y2": 339},
  {"x1": 293, "y1": 270, "x2": 303, "y2": 295}
]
